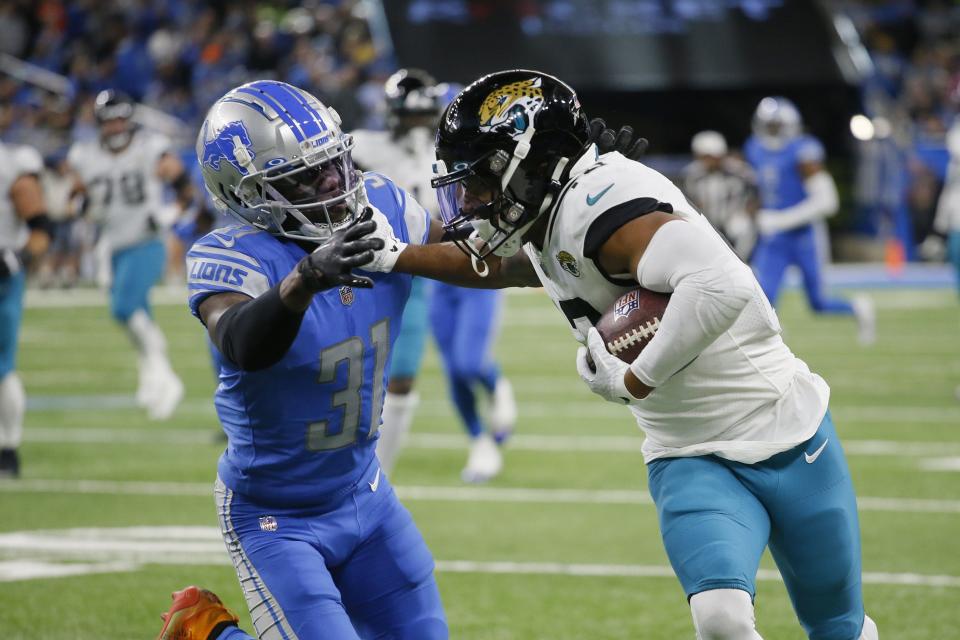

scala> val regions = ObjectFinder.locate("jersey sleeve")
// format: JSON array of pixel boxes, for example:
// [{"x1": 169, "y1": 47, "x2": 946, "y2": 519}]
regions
[
  {"x1": 397, "y1": 186, "x2": 430, "y2": 245},
  {"x1": 577, "y1": 161, "x2": 677, "y2": 263},
  {"x1": 12, "y1": 145, "x2": 43, "y2": 175},
  {"x1": 185, "y1": 235, "x2": 272, "y2": 319},
  {"x1": 795, "y1": 136, "x2": 825, "y2": 164},
  {"x1": 364, "y1": 172, "x2": 430, "y2": 245}
]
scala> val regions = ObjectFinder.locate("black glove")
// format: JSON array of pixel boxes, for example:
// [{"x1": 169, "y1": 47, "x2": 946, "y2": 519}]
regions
[
  {"x1": 297, "y1": 209, "x2": 385, "y2": 292},
  {"x1": 0, "y1": 248, "x2": 22, "y2": 280},
  {"x1": 588, "y1": 118, "x2": 649, "y2": 161}
]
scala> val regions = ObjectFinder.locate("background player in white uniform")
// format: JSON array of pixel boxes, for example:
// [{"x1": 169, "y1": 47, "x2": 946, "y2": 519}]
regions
[
  {"x1": 361, "y1": 70, "x2": 879, "y2": 640},
  {"x1": 67, "y1": 90, "x2": 188, "y2": 420},
  {"x1": 352, "y1": 69, "x2": 517, "y2": 482},
  {"x1": 0, "y1": 141, "x2": 51, "y2": 477}
]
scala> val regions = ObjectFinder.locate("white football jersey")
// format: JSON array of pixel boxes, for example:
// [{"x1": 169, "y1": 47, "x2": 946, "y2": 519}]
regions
[
  {"x1": 351, "y1": 128, "x2": 439, "y2": 215},
  {"x1": 525, "y1": 147, "x2": 829, "y2": 464},
  {"x1": 0, "y1": 142, "x2": 44, "y2": 251},
  {"x1": 67, "y1": 130, "x2": 172, "y2": 251}
]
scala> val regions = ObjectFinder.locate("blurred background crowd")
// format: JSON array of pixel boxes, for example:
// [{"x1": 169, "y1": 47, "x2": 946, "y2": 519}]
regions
[{"x1": 0, "y1": 0, "x2": 958, "y2": 286}]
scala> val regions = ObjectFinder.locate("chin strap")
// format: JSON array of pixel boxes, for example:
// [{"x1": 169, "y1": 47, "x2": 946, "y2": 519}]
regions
[{"x1": 470, "y1": 245, "x2": 490, "y2": 277}]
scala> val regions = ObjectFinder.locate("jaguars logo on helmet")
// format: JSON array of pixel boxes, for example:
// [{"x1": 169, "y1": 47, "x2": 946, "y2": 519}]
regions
[
  {"x1": 478, "y1": 77, "x2": 544, "y2": 139},
  {"x1": 431, "y1": 69, "x2": 590, "y2": 262}
]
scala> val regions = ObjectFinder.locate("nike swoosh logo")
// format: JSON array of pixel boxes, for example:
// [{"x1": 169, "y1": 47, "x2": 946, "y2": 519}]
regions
[
  {"x1": 804, "y1": 439, "x2": 829, "y2": 464},
  {"x1": 211, "y1": 232, "x2": 236, "y2": 248},
  {"x1": 586, "y1": 184, "x2": 614, "y2": 206},
  {"x1": 368, "y1": 467, "x2": 381, "y2": 492}
]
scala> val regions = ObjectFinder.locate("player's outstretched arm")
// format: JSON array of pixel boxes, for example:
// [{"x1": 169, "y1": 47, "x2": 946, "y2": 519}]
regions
[
  {"x1": 363, "y1": 215, "x2": 540, "y2": 288},
  {"x1": 199, "y1": 220, "x2": 383, "y2": 371}
]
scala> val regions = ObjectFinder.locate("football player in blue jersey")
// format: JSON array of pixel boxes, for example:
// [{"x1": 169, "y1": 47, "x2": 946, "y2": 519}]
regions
[
  {"x1": 353, "y1": 71, "x2": 517, "y2": 482},
  {"x1": 745, "y1": 97, "x2": 876, "y2": 345},
  {"x1": 160, "y1": 80, "x2": 446, "y2": 640}
]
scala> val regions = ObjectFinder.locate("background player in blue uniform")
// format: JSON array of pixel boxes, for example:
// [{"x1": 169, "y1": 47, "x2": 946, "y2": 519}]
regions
[
  {"x1": 352, "y1": 71, "x2": 517, "y2": 483},
  {"x1": 745, "y1": 97, "x2": 876, "y2": 345},
  {"x1": 159, "y1": 80, "x2": 446, "y2": 640}
]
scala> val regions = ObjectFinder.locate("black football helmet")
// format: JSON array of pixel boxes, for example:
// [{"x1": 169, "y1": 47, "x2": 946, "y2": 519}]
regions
[
  {"x1": 385, "y1": 68, "x2": 442, "y2": 137},
  {"x1": 431, "y1": 69, "x2": 589, "y2": 261},
  {"x1": 94, "y1": 89, "x2": 136, "y2": 151}
]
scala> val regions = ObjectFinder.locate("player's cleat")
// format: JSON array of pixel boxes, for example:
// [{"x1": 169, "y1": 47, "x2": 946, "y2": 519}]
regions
[
  {"x1": 0, "y1": 448, "x2": 20, "y2": 479},
  {"x1": 156, "y1": 585, "x2": 239, "y2": 640},
  {"x1": 461, "y1": 432, "x2": 503, "y2": 483},
  {"x1": 489, "y1": 378, "x2": 517, "y2": 445},
  {"x1": 149, "y1": 372, "x2": 184, "y2": 421},
  {"x1": 851, "y1": 294, "x2": 876, "y2": 346}
]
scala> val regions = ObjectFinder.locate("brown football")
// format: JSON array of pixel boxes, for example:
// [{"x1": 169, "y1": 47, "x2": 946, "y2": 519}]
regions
[{"x1": 595, "y1": 288, "x2": 671, "y2": 363}]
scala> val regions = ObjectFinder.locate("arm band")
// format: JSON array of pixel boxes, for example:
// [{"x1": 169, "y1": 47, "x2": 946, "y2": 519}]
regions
[
  {"x1": 26, "y1": 213, "x2": 54, "y2": 237},
  {"x1": 213, "y1": 284, "x2": 306, "y2": 371},
  {"x1": 629, "y1": 220, "x2": 755, "y2": 387}
]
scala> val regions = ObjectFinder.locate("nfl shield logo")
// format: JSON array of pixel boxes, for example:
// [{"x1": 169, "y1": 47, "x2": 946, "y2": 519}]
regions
[
  {"x1": 614, "y1": 290, "x2": 640, "y2": 319},
  {"x1": 259, "y1": 516, "x2": 278, "y2": 532},
  {"x1": 339, "y1": 286, "x2": 354, "y2": 306}
]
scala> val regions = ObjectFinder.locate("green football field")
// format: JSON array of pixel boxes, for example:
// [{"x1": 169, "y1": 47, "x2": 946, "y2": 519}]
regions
[{"x1": 1, "y1": 286, "x2": 958, "y2": 639}]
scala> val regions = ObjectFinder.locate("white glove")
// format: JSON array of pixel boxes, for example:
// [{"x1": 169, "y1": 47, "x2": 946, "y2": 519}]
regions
[
  {"x1": 360, "y1": 207, "x2": 407, "y2": 273},
  {"x1": 756, "y1": 209, "x2": 788, "y2": 236},
  {"x1": 575, "y1": 328, "x2": 641, "y2": 405}
]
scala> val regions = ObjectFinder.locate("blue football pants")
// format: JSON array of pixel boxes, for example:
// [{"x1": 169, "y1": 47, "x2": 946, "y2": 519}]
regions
[
  {"x1": 0, "y1": 271, "x2": 25, "y2": 378},
  {"x1": 110, "y1": 238, "x2": 166, "y2": 322},
  {"x1": 752, "y1": 227, "x2": 853, "y2": 314},
  {"x1": 429, "y1": 283, "x2": 502, "y2": 438},
  {"x1": 647, "y1": 412, "x2": 866, "y2": 640},
  {"x1": 388, "y1": 278, "x2": 431, "y2": 380},
  {"x1": 214, "y1": 461, "x2": 447, "y2": 640}
]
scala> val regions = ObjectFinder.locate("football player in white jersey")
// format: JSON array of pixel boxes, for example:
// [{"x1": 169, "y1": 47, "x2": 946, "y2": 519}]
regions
[
  {"x1": 0, "y1": 141, "x2": 51, "y2": 477},
  {"x1": 67, "y1": 90, "x2": 188, "y2": 420},
  {"x1": 361, "y1": 70, "x2": 879, "y2": 640},
  {"x1": 352, "y1": 69, "x2": 517, "y2": 482}
]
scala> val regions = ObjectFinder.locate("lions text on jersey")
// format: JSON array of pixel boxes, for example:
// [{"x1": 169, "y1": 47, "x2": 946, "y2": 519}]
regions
[
  {"x1": 186, "y1": 173, "x2": 429, "y2": 506},
  {"x1": 524, "y1": 147, "x2": 829, "y2": 464}
]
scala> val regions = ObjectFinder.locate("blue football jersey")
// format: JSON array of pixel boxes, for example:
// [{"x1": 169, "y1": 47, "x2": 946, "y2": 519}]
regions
[
  {"x1": 186, "y1": 174, "x2": 430, "y2": 507},
  {"x1": 744, "y1": 134, "x2": 825, "y2": 211}
]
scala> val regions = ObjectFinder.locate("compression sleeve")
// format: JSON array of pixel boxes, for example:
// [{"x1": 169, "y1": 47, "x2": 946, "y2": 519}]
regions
[
  {"x1": 629, "y1": 219, "x2": 755, "y2": 387},
  {"x1": 213, "y1": 284, "x2": 306, "y2": 371}
]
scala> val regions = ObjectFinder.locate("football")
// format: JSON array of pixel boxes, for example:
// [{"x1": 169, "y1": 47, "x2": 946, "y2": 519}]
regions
[{"x1": 595, "y1": 288, "x2": 672, "y2": 363}]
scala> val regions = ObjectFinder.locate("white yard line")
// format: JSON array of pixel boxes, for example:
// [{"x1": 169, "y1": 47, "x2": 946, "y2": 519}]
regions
[
  {"x1": 2, "y1": 479, "x2": 958, "y2": 513},
  {"x1": 0, "y1": 525, "x2": 957, "y2": 587},
  {"x1": 23, "y1": 393, "x2": 960, "y2": 424},
  {"x1": 21, "y1": 427, "x2": 960, "y2": 459}
]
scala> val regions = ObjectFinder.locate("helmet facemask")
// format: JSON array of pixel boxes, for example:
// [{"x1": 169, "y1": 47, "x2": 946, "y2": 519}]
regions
[
  {"x1": 433, "y1": 128, "x2": 571, "y2": 261},
  {"x1": 97, "y1": 102, "x2": 135, "y2": 152},
  {"x1": 229, "y1": 133, "x2": 366, "y2": 243}
]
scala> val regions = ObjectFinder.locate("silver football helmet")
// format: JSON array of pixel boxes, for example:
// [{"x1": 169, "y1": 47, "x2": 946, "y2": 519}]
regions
[
  {"x1": 752, "y1": 96, "x2": 802, "y2": 150},
  {"x1": 197, "y1": 80, "x2": 366, "y2": 243}
]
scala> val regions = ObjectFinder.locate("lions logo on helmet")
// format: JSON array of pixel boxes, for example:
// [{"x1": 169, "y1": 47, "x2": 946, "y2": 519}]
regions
[
  {"x1": 478, "y1": 77, "x2": 544, "y2": 139},
  {"x1": 201, "y1": 121, "x2": 256, "y2": 175}
]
